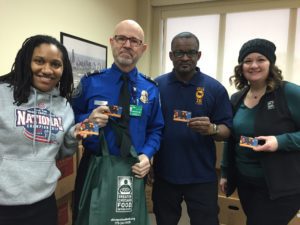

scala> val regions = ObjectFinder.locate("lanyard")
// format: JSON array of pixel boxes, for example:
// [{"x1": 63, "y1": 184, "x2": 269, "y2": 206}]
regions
[{"x1": 129, "y1": 76, "x2": 139, "y2": 105}]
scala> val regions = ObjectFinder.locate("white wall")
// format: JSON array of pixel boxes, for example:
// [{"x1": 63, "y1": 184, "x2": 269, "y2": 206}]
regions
[
  {"x1": 0, "y1": 0, "x2": 138, "y2": 75},
  {"x1": 149, "y1": 0, "x2": 300, "y2": 79}
]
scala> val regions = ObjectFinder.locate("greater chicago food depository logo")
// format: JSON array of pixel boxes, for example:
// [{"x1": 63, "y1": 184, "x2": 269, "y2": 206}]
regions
[
  {"x1": 116, "y1": 176, "x2": 133, "y2": 213},
  {"x1": 15, "y1": 107, "x2": 64, "y2": 143}
]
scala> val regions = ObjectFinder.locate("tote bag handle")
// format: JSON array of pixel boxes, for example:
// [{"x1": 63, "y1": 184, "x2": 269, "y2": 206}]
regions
[{"x1": 99, "y1": 118, "x2": 138, "y2": 158}]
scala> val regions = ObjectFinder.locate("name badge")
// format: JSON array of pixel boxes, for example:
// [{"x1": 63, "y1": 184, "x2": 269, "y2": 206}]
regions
[
  {"x1": 94, "y1": 100, "x2": 108, "y2": 106},
  {"x1": 130, "y1": 105, "x2": 142, "y2": 117}
]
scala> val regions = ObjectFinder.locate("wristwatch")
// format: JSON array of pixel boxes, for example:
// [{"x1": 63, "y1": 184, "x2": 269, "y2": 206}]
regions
[{"x1": 211, "y1": 123, "x2": 219, "y2": 135}]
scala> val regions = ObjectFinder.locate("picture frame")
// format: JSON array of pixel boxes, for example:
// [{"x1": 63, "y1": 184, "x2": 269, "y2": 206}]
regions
[{"x1": 60, "y1": 32, "x2": 107, "y2": 86}]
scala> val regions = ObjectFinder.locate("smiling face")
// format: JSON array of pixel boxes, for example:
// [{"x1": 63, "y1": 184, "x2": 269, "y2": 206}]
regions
[
  {"x1": 31, "y1": 43, "x2": 64, "y2": 92},
  {"x1": 242, "y1": 52, "x2": 270, "y2": 84},
  {"x1": 109, "y1": 20, "x2": 147, "y2": 72}
]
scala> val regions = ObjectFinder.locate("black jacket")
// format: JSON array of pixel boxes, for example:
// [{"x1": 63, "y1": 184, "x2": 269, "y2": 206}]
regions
[{"x1": 224, "y1": 82, "x2": 300, "y2": 199}]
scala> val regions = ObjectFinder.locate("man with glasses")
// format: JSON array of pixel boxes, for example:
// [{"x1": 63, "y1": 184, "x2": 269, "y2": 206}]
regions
[
  {"x1": 71, "y1": 19, "x2": 164, "y2": 223},
  {"x1": 152, "y1": 32, "x2": 232, "y2": 225}
]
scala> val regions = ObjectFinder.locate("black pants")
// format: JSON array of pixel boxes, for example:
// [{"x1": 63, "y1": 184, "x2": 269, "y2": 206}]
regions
[
  {"x1": 237, "y1": 174, "x2": 300, "y2": 225},
  {"x1": 152, "y1": 177, "x2": 219, "y2": 225},
  {"x1": 0, "y1": 194, "x2": 57, "y2": 225}
]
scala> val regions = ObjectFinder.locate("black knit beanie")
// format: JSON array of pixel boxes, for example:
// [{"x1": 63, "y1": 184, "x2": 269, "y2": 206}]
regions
[{"x1": 238, "y1": 38, "x2": 276, "y2": 64}]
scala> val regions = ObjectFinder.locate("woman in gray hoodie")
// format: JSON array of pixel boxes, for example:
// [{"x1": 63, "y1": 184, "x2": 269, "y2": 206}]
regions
[{"x1": 0, "y1": 35, "x2": 81, "y2": 225}]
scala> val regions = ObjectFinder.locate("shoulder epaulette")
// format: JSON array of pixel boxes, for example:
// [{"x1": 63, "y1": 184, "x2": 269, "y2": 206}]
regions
[
  {"x1": 84, "y1": 69, "x2": 105, "y2": 77},
  {"x1": 140, "y1": 74, "x2": 158, "y2": 86}
]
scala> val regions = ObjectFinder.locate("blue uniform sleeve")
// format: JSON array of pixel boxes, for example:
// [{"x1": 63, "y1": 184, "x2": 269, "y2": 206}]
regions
[
  {"x1": 212, "y1": 84, "x2": 233, "y2": 128},
  {"x1": 71, "y1": 78, "x2": 90, "y2": 123},
  {"x1": 71, "y1": 76, "x2": 101, "y2": 154},
  {"x1": 140, "y1": 86, "x2": 164, "y2": 159}
]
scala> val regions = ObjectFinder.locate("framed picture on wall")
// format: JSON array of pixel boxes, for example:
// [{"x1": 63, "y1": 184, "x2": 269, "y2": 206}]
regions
[{"x1": 60, "y1": 32, "x2": 107, "y2": 86}]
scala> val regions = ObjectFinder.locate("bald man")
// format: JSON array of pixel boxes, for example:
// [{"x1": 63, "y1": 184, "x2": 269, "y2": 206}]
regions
[{"x1": 71, "y1": 19, "x2": 164, "y2": 223}]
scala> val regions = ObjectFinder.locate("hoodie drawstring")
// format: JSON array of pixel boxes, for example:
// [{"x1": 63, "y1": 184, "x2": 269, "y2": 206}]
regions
[
  {"x1": 48, "y1": 95, "x2": 53, "y2": 143},
  {"x1": 33, "y1": 89, "x2": 37, "y2": 154},
  {"x1": 32, "y1": 89, "x2": 53, "y2": 155}
]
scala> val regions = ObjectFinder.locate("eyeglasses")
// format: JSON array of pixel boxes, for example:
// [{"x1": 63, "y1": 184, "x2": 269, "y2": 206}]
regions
[
  {"x1": 114, "y1": 35, "x2": 143, "y2": 47},
  {"x1": 172, "y1": 50, "x2": 199, "y2": 58}
]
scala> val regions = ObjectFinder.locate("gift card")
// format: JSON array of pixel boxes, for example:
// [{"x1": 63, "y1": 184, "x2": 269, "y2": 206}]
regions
[
  {"x1": 104, "y1": 105, "x2": 123, "y2": 118},
  {"x1": 78, "y1": 121, "x2": 99, "y2": 137},
  {"x1": 239, "y1": 135, "x2": 258, "y2": 148},
  {"x1": 173, "y1": 110, "x2": 192, "y2": 122}
]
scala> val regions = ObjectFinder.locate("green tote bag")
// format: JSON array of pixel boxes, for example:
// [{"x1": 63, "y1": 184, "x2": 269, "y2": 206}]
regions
[{"x1": 75, "y1": 125, "x2": 150, "y2": 225}]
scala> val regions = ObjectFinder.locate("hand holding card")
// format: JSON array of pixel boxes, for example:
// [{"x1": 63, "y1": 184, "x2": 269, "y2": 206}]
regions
[
  {"x1": 94, "y1": 100, "x2": 123, "y2": 118},
  {"x1": 173, "y1": 110, "x2": 192, "y2": 122},
  {"x1": 104, "y1": 105, "x2": 123, "y2": 118},
  {"x1": 239, "y1": 135, "x2": 258, "y2": 148},
  {"x1": 78, "y1": 121, "x2": 100, "y2": 138}
]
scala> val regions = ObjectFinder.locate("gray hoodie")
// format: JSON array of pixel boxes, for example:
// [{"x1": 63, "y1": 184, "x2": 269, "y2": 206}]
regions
[{"x1": 0, "y1": 83, "x2": 78, "y2": 205}]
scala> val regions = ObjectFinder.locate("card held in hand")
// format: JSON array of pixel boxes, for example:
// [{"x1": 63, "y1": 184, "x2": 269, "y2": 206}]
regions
[
  {"x1": 104, "y1": 105, "x2": 123, "y2": 118},
  {"x1": 239, "y1": 135, "x2": 258, "y2": 148},
  {"x1": 173, "y1": 110, "x2": 191, "y2": 122},
  {"x1": 78, "y1": 121, "x2": 99, "y2": 137}
]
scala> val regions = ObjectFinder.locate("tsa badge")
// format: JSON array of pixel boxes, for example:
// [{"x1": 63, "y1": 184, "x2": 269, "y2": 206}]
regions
[
  {"x1": 195, "y1": 87, "x2": 204, "y2": 105},
  {"x1": 140, "y1": 90, "x2": 148, "y2": 103},
  {"x1": 173, "y1": 110, "x2": 192, "y2": 122},
  {"x1": 239, "y1": 136, "x2": 258, "y2": 148}
]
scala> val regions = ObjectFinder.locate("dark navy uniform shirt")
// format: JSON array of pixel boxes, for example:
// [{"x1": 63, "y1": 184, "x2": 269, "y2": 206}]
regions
[
  {"x1": 72, "y1": 63, "x2": 164, "y2": 159},
  {"x1": 154, "y1": 68, "x2": 232, "y2": 184}
]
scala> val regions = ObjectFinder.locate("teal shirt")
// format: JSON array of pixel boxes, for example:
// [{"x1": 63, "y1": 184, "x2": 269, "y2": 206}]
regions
[
  {"x1": 233, "y1": 103, "x2": 264, "y2": 177},
  {"x1": 223, "y1": 82, "x2": 300, "y2": 178}
]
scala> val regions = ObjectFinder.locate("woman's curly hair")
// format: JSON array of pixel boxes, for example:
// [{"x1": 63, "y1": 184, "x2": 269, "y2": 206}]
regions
[
  {"x1": 229, "y1": 63, "x2": 283, "y2": 92},
  {"x1": 0, "y1": 35, "x2": 74, "y2": 105}
]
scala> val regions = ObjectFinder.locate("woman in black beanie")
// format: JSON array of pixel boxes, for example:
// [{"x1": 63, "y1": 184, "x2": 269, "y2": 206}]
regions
[{"x1": 220, "y1": 38, "x2": 300, "y2": 225}]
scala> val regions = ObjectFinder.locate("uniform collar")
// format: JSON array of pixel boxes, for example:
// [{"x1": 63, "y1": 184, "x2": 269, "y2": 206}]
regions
[{"x1": 111, "y1": 63, "x2": 138, "y2": 82}]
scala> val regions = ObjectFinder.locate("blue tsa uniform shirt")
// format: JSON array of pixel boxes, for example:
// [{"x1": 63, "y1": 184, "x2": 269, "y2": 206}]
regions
[
  {"x1": 71, "y1": 63, "x2": 164, "y2": 159},
  {"x1": 154, "y1": 67, "x2": 233, "y2": 184}
]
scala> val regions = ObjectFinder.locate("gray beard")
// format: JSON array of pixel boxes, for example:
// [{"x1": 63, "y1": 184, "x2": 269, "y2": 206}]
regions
[{"x1": 116, "y1": 56, "x2": 134, "y2": 66}]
